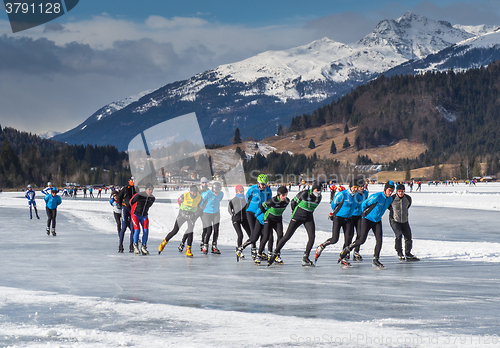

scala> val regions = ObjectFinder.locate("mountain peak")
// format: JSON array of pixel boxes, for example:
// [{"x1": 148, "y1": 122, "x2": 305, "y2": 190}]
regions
[{"x1": 358, "y1": 12, "x2": 474, "y2": 59}]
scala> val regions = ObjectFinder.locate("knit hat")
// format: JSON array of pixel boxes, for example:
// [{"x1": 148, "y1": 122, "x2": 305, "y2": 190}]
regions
[{"x1": 384, "y1": 180, "x2": 395, "y2": 191}]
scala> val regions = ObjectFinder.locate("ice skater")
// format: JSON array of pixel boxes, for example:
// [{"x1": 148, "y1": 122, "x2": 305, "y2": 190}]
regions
[
  {"x1": 25, "y1": 184, "x2": 40, "y2": 219},
  {"x1": 239, "y1": 185, "x2": 289, "y2": 264},
  {"x1": 130, "y1": 183, "x2": 156, "y2": 255},
  {"x1": 109, "y1": 190, "x2": 123, "y2": 251},
  {"x1": 200, "y1": 182, "x2": 224, "y2": 254},
  {"x1": 339, "y1": 181, "x2": 394, "y2": 269},
  {"x1": 245, "y1": 174, "x2": 272, "y2": 259},
  {"x1": 314, "y1": 184, "x2": 358, "y2": 267},
  {"x1": 389, "y1": 184, "x2": 419, "y2": 261},
  {"x1": 228, "y1": 185, "x2": 252, "y2": 260},
  {"x1": 159, "y1": 185, "x2": 202, "y2": 257},
  {"x1": 44, "y1": 188, "x2": 62, "y2": 236},
  {"x1": 268, "y1": 181, "x2": 323, "y2": 267},
  {"x1": 117, "y1": 177, "x2": 137, "y2": 252}
]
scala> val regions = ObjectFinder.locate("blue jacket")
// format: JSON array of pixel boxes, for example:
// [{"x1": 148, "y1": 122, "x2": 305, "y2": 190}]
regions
[
  {"x1": 361, "y1": 191, "x2": 393, "y2": 223},
  {"x1": 25, "y1": 189, "x2": 36, "y2": 202},
  {"x1": 200, "y1": 190, "x2": 224, "y2": 214},
  {"x1": 352, "y1": 190, "x2": 369, "y2": 216},
  {"x1": 44, "y1": 193, "x2": 62, "y2": 209},
  {"x1": 245, "y1": 184, "x2": 272, "y2": 214},
  {"x1": 331, "y1": 189, "x2": 357, "y2": 218}
]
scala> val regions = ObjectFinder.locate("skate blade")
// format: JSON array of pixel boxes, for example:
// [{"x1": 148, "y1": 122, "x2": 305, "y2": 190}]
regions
[
  {"x1": 340, "y1": 263, "x2": 353, "y2": 268},
  {"x1": 372, "y1": 264, "x2": 386, "y2": 270}
]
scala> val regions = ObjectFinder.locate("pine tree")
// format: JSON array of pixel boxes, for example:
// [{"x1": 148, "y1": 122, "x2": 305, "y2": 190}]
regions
[
  {"x1": 233, "y1": 128, "x2": 242, "y2": 144},
  {"x1": 330, "y1": 141, "x2": 337, "y2": 154},
  {"x1": 343, "y1": 137, "x2": 350, "y2": 149},
  {"x1": 308, "y1": 139, "x2": 316, "y2": 149}
]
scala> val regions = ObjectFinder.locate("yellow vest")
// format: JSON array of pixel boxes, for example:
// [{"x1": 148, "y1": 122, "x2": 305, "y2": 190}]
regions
[{"x1": 180, "y1": 192, "x2": 201, "y2": 212}]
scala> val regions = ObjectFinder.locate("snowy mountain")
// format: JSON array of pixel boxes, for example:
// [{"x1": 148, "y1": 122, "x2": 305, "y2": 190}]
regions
[
  {"x1": 384, "y1": 29, "x2": 500, "y2": 77},
  {"x1": 52, "y1": 12, "x2": 499, "y2": 150}
]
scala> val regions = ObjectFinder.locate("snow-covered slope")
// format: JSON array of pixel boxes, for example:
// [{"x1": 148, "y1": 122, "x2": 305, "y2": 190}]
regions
[{"x1": 52, "y1": 12, "x2": 499, "y2": 150}]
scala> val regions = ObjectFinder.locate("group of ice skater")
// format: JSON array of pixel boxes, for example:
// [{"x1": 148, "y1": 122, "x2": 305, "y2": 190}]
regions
[
  {"x1": 27, "y1": 174, "x2": 418, "y2": 269},
  {"x1": 153, "y1": 174, "x2": 419, "y2": 268}
]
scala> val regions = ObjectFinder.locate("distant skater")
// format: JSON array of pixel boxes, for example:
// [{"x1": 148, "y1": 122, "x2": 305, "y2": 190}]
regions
[
  {"x1": 25, "y1": 184, "x2": 40, "y2": 219},
  {"x1": 44, "y1": 188, "x2": 62, "y2": 236}
]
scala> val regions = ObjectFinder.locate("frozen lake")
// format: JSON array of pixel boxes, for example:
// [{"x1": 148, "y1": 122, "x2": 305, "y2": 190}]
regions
[{"x1": 1, "y1": 184, "x2": 500, "y2": 347}]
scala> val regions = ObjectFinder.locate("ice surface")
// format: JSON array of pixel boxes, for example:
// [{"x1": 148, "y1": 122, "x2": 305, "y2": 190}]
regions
[{"x1": 1, "y1": 183, "x2": 500, "y2": 347}]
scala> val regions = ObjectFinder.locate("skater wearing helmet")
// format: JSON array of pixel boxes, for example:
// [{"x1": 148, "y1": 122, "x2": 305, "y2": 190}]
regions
[
  {"x1": 200, "y1": 182, "x2": 224, "y2": 254},
  {"x1": 228, "y1": 185, "x2": 252, "y2": 260},
  {"x1": 159, "y1": 185, "x2": 202, "y2": 257},
  {"x1": 339, "y1": 181, "x2": 395, "y2": 269},
  {"x1": 129, "y1": 183, "x2": 156, "y2": 255},
  {"x1": 314, "y1": 184, "x2": 358, "y2": 267},
  {"x1": 242, "y1": 185, "x2": 290, "y2": 264},
  {"x1": 268, "y1": 181, "x2": 322, "y2": 267},
  {"x1": 25, "y1": 184, "x2": 40, "y2": 219},
  {"x1": 245, "y1": 174, "x2": 272, "y2": 260},
  {"x1": 389, "y1": 184, "x2": 419, "y2": 261},
  {"x1": 117, "y1": 177, "x2": 137, "y2": 252},
  {"x1": 196, "y1": 177, "x2": 210, "y2": 251},
  {"x1": 44, "y1": 188, "x2": 62, "y2": 236},
  {"x1": 348, "y1": 185, "x2": 369, "y2": 261}
]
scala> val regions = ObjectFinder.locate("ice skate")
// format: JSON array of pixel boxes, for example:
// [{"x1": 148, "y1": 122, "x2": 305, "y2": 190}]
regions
[
  {"x1": 302, "y1": 254, "x2": 315, "y2": 267},
  {"x1": 274, "y1": 253, "x2": 284, "y2": 265},
  {"x1": 158, "y1": 239, "x2": 168, "y2": 254},
  {"x1": 141, "y1": 244, "x2": 149, "y2": 255},
  {"x1": 178, "y1": 243, "x2": 184, "y2": 253},
  {"x1": 211, "y1": 244, "x2": 221, "y2": 254},
  {"x1": 339, "y1": 258, "x2": 352, "y2": 268},
  {"x1": 185, "y1": 246, "x2": 193, "y2": 257},
  {"x1": 353, "y1": 251, "x2": 363, "y2": 261},
  {"x1": 372, "y1": 257, "x2": 385, "y2": 269},
  {"x1": 202, "y1": 244, "x2": 209, "y2": 255},
  {"x1": 46, "y1": 227, "x2": 50, "y2": 236},
  {"x1": 51, "y1": 228, "x2": 56, "y2": 236},
  {"x1": 314, "y1": 244, "x2": 325, "y2": 263},
  {"x1": 118, "y1": 244, "x2": 124, "y2": 253},
  {"x1": 133, "y1": 243, "x2": 140, "y2": 255},
  {"x1": 405, "y1": 253, "x2": 420, "y2": 261}
]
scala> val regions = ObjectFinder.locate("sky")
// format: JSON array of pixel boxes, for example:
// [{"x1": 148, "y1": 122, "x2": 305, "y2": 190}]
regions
[{"x1": 0, "y1": 0, "x2": 500, "y2": 136}]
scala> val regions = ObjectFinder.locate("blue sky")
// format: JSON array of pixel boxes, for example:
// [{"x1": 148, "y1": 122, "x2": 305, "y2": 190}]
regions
[{"x1": 0, "y1": 0, "x2": 499, "y2": 135}]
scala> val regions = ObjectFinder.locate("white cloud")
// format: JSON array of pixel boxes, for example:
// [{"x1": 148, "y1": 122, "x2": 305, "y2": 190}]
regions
[{"x1": 145, "y1": 15, "x2": 208, "y2": 29}]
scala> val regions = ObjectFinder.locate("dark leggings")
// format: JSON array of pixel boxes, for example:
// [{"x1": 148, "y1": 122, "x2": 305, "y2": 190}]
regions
[
  {"x1": 323, "y1": 216, "x2": 352, "y2": 248},
  {"x1": 275, "y1": 218, "x2": 315, "y2": 257},
  {"x1": 259, "y1": 219, "x2": 283, "y2": 255},
  {"x1": 202, "y1": 212, "x2": 220, "y2": 245},
  {"x1": 182, "y1": 215, "x2": 200, "y2": 245},
  {"x1": 242, "y1": 221, "x2": 264, "y2": 250},
  {"x1": 390, "y1": 220, "x2": 412, "y2": 255},
  {"x1": 349, "y1": 218, "x2": 383, "y2": 258},
  {"x1": 114, "y1": 212, "x2": 121, "y2": 234},
  {"x1": 165, "y1": 213, "x2": 195, "y2": 246},
  {"x1": 119, "y1": 206, "x2": 134, "y2": 246},
  {"x1": 46, "y1": 207, "x2": 57, "y2": 228},
  {"x1": 246, "y1": 211, "x2": 258, "y2": 248},
  {"x1": 346, "y1": 215, "x2": 362, "y2": 252},
  {"x1": 233, "y1": 219, "x2": 252, "y2": 247}
]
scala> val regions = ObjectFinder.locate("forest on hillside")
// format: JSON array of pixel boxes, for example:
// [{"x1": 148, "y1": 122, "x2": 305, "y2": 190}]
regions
[
  {"x1": 0, "y1": 126, "x2": 130, "y2": 189},
  {"x1": 287, "y1": 60, "x2": 500, "y2": 171}
]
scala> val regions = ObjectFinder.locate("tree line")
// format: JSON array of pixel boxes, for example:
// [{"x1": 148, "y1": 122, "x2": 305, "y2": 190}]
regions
[{"x1": 0, "y1": 126, "x2": 130, "y2": 189}]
